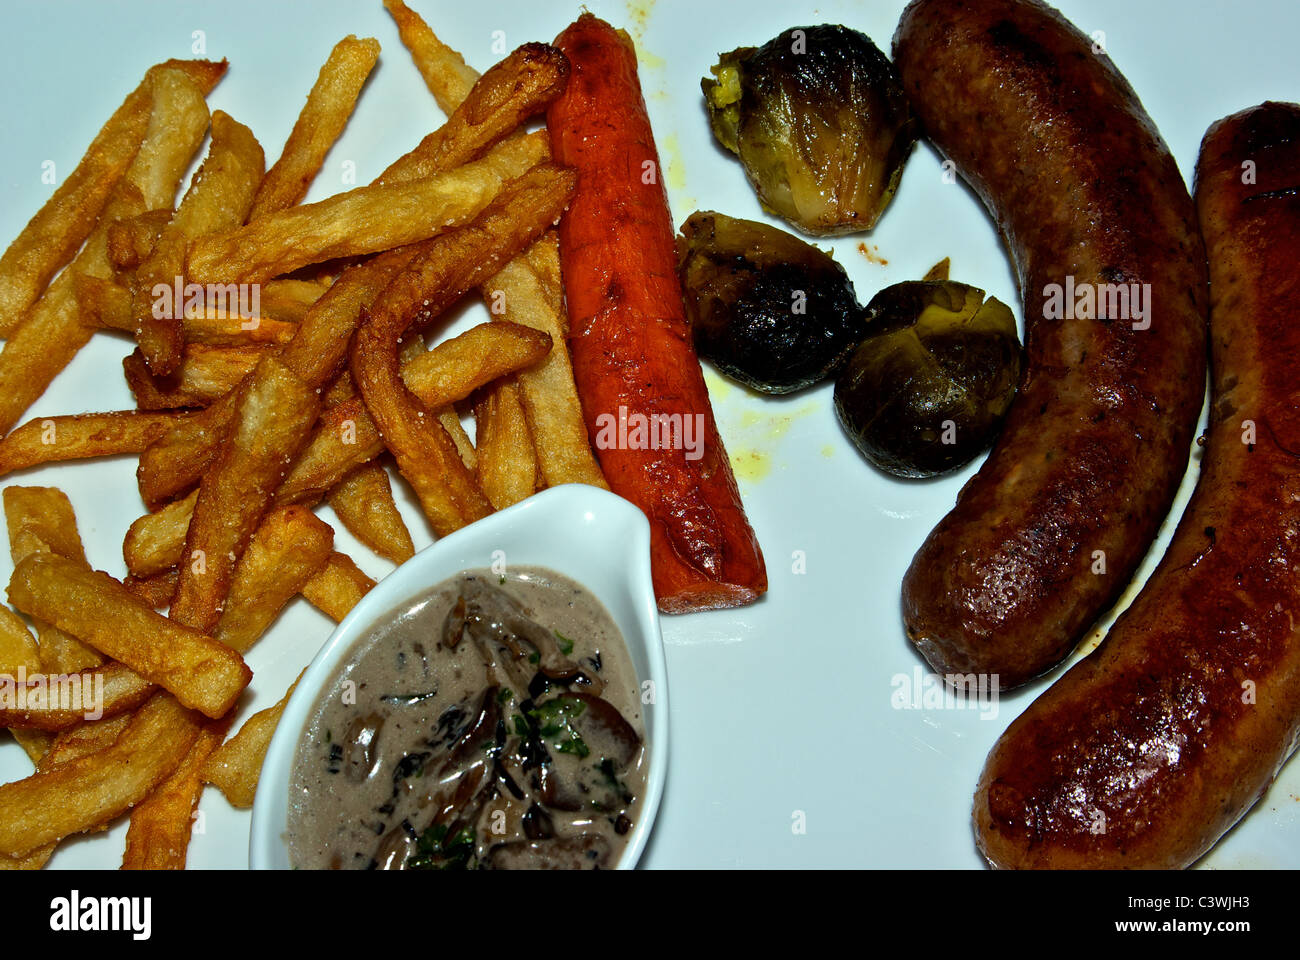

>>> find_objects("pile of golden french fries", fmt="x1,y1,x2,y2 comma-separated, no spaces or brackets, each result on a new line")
0,0,606,869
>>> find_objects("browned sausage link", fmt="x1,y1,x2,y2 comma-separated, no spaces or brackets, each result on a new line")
974,101,1300,869
891,0,1208,688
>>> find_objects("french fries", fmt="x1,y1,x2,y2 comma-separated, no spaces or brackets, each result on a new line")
281,320,552,504
352,163,575,534
201,674,301,810
0,693,200,859
0,63,218,435
0,411,192,479
123,490,197,578
0,78,152,336
121,714,230,870
170,356,320,634
124,343,269,410
382,0,478,113
7,553,251,718
474,377,538,509
299,551,375,623
248,36,380,219
131,109,266,375
214,506,334,653
186,132,548,284
378,43,569,184
0,661,154,733
326,462,415,564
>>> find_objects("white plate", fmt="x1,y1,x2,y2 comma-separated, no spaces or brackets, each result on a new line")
0,0,1296,869
249,484,668,870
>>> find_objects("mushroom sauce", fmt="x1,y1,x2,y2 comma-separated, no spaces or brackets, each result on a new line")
286,566,647,870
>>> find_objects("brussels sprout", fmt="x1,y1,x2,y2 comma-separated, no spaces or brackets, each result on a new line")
834,281,1021,478
678,210,866,394
703,25,918,236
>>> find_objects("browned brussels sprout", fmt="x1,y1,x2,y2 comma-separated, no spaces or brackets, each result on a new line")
834,281,1021,478
703,25,918,236
678,210,866,394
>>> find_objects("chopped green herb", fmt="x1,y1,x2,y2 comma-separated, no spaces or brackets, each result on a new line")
555,631,575,655
497,687,514,704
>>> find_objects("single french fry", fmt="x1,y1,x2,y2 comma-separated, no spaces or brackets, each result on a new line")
0,692,201,858
0,64,215,435
201,672,302,809
382,0,478,113
0,410,192,478
473,377,537,509
121,713,229,870
248,35,380,219
123,490,197,579
124,343,269,410
0,602,41,676
186,132,549,285
280,321,550,504
214,505,333,653
7,553,251,719
78,274,297,346
132,110,266,375
300,551,375,623
378,44,568,184
0,661,155,732
352,164,575,535
169,356,320,634
106,208,172,273
3,486,101,673
0,73,153,335
327,461,415,564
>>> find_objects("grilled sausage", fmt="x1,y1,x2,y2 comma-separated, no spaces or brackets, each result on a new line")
892,0,1208,688
974,100,1300,868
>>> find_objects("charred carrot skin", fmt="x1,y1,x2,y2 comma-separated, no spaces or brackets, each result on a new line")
548,13,766,613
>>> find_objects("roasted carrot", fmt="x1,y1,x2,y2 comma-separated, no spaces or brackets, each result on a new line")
548,13,767,613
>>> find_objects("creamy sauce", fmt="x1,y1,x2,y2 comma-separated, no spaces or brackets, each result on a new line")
286,567,647,870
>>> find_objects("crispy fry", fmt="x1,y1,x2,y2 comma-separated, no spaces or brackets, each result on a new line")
186,132,549,285
123,569,178,610
256,278,329,323
78,274,297,345
0,661,155,732
135,398,240,509
106,208,172,273
248,36,380,219
4,486,102,673
0,711,132,869
0,692,200,858
327,461,415,563
488,234,607,488
281,321,550,503
352,163,575,535
169,355,320,634
300,551,375,622
132,110,266,374
214,505,333,653
7,553,251,718
121,713,229,870
383,0,478,113
124,343,269,410
0,410,191,477
123,490,197,579
0,74,153,335
0,65,215,435
201,672,302,809
378,44,568,184
473,377,538,509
